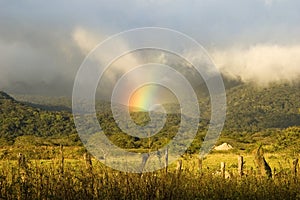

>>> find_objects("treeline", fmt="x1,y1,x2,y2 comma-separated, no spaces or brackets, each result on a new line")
0,92,77,144
0,82,300,153
224,83,300,132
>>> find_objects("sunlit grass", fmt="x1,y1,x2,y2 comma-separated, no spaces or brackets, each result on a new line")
0,151,299,199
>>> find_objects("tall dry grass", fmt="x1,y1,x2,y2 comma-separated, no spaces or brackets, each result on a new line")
0,155,299,199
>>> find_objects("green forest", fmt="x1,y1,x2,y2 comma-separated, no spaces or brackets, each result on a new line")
1,82,300,155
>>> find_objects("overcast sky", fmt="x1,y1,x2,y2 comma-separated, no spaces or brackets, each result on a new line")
0,0,300,95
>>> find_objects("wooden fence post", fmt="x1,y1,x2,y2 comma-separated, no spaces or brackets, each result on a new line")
176,159,182,173
238,156,244,177
198,157,203,173
60,145,64,175
254,145,272,178
293,158,299,178
140,153,150,173
221,162,225,178
165,147,169,174
84,152,93,172
18,153,26,169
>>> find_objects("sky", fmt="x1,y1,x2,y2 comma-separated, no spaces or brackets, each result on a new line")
0,0,300,96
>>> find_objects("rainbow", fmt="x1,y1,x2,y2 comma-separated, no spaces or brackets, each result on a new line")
128,84,176,112
129,85,160,111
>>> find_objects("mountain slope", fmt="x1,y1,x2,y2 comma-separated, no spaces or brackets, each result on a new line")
1,82,300,148
8,82,300,133
224,83,300,132
0,92,76,142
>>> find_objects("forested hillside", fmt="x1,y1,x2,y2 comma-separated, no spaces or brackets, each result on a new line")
1,82,300,152
224,83,300,132
0,91,77,144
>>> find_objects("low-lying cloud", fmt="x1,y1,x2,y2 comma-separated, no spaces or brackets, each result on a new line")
1,0,300,95
72,27,300,87
211,45,300,85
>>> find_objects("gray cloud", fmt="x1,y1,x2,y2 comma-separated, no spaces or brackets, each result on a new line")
211,44,300,84
0,0,299,95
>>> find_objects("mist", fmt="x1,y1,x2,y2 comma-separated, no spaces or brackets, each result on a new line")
211,44,300,85
0,0,300,96
72,27,300,91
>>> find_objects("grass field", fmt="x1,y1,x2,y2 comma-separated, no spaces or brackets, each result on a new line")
0,147,299,199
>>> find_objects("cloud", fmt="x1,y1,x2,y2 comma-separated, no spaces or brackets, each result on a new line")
72,27,141,82
0,0,300,95
72,27,105,54
211,44,300,84
72,27,147,99
0,24,83,95
263,0,283,6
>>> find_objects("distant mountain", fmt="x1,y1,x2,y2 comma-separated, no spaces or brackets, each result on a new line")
0,91,15,101
224,83,300,132
11,94,72,112
0,92,77,143
1,81,300,146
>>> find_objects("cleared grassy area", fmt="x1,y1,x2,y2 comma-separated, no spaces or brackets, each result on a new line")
0,153,299,199
0,145,297,173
